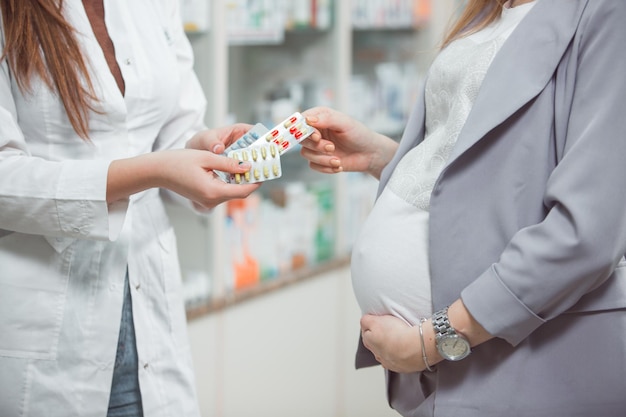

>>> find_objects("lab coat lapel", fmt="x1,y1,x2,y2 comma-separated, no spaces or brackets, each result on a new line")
444,0,587,168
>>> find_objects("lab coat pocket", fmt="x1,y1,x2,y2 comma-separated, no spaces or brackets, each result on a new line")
0,233,71,360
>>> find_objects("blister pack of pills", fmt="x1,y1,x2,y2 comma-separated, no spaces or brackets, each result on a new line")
246,112,314,155
215,123,269,183
225,143,282,184
215,112,314,184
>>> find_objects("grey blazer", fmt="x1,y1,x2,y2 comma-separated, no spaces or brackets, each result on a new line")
356,1,626,416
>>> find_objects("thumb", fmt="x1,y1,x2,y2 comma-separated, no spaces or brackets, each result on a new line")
360,314,377,332
187,129,224,153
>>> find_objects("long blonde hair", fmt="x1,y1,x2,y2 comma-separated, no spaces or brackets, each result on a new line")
0,0,98,140
441,0,508,48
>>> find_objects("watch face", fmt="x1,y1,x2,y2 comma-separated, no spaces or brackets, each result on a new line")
438,334,471,361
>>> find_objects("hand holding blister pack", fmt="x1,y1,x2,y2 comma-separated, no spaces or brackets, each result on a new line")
215,112,314,184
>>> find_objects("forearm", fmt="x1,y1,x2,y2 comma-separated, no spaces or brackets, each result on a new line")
106,153,161,204
421,299,494,367
368,132,399,180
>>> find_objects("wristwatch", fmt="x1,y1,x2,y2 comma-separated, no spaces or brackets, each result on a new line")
432,307,471,361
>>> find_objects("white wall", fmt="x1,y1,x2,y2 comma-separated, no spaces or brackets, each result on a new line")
188,266,399,417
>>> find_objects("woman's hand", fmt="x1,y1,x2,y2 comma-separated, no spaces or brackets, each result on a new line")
360,300,494,373
360,314,430,373
108,124,262,208
107,149,260,209
152,149,260,209
300,106,398,179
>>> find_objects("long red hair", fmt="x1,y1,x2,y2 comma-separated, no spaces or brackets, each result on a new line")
0,0,97,139
441,0,507,48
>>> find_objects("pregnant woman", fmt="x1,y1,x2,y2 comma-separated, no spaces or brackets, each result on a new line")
301,1,626,416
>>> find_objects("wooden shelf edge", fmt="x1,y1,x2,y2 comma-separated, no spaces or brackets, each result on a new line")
185,255,351,321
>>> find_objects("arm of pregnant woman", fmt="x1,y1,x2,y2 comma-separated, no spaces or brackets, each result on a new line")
360,299,493,373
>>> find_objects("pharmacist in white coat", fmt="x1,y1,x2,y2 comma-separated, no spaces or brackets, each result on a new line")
0,1,259,416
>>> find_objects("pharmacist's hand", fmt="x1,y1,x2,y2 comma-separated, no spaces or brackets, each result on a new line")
360,314,425,373
301,107,398,179
186,124,253,154
157,149,260,209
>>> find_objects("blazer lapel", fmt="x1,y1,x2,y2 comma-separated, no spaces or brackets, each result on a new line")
445,0,588,167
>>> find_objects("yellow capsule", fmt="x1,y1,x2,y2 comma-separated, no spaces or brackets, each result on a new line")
234,173,241,184
244,171,250,182
273,164,279,176
251,149,258,161
261,147,267,159
242,151,249,161
270,145,277,157
263,166,269,178
254,168,260,180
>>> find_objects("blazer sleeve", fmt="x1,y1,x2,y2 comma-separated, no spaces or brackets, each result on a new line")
461,1,626,346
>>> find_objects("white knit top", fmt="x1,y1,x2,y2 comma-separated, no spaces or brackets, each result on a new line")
351,2,536,325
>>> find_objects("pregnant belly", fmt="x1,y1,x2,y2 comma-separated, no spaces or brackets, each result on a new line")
350,188,433,325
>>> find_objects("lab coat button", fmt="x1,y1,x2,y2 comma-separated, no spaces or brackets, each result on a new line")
125,58,132,65
143,363,149,370
135,283,141,291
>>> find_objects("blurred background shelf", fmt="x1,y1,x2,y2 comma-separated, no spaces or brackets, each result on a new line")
173,0,458,314
185,255,350,320
172,1,459,416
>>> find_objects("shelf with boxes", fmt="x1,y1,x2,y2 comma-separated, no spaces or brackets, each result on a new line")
349,0,433,139
172,0,443,318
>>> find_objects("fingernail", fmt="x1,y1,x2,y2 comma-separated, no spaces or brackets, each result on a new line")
330,158,341,167
324,144,335,153
212,144,223,153
306,116,318,124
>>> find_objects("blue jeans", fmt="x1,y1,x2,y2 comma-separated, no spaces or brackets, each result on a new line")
107,273,144,417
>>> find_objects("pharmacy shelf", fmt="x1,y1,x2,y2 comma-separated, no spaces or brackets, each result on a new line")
185,256,350,320
171,0,454,318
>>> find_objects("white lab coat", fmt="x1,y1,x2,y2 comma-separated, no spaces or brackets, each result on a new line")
0,1,206,416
